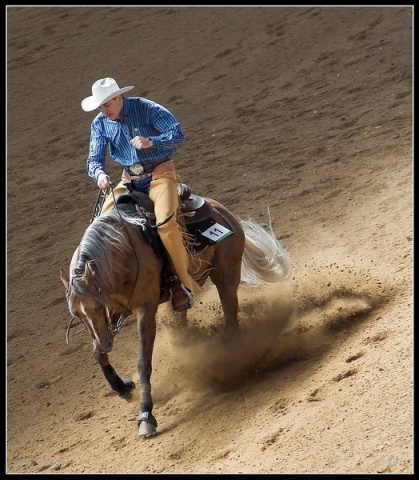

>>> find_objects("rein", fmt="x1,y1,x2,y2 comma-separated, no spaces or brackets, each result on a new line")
65,315,85,346
90,187,109,223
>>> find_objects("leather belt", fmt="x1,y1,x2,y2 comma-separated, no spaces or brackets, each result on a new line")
128,157,171,175
129,172,153,179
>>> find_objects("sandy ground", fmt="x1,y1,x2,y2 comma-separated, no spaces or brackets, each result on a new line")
6,6,413,474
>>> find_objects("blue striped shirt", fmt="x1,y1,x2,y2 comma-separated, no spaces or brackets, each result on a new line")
86,96,185,181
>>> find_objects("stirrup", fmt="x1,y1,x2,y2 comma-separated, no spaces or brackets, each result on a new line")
170,283,195,311
179,283,195,308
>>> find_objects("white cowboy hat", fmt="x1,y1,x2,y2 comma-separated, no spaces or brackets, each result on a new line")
81,77,134,112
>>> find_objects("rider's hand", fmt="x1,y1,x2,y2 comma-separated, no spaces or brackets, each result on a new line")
97,173,111,189
131,136,152,150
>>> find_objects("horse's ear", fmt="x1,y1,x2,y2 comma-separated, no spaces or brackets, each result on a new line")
60,268,69,289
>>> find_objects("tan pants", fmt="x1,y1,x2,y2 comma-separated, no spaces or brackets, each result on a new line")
100,163,202,295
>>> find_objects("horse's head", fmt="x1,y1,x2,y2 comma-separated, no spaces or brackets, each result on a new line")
60,212,141,354
60,259,116,354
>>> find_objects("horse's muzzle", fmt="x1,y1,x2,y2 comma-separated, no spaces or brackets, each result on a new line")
93,336,114,354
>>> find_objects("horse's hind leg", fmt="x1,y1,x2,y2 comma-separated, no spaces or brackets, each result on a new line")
94,349,135,399
210,267,241,333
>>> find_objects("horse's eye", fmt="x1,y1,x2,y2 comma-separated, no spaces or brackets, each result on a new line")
94,304,104,313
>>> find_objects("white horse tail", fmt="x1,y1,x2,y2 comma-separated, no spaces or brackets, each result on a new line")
240,218,292,285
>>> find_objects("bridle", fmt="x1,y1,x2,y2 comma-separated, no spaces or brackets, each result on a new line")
65,293,127,347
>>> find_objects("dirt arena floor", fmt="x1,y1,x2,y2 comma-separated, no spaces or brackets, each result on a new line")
7,6,413,474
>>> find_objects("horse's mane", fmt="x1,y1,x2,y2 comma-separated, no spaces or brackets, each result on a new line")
72,208,147,300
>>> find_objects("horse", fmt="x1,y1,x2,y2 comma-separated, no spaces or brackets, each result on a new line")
60,185,292,437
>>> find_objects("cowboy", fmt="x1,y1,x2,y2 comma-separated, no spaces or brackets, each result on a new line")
81,77,202,311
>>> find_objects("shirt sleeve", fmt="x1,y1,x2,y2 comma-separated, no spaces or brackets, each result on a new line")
148,103,185,150
86,120,108,182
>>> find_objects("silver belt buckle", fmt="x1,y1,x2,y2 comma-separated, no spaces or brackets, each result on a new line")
130,163,144,175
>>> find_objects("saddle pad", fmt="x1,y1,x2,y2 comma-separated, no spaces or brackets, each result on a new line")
185,208,233,251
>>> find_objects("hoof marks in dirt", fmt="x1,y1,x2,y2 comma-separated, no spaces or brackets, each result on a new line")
36,375,63,389
333,368,358,382
75,410,94,421
362,330,390,345
346,351,365,362
261,431,284,451
307,387,323,402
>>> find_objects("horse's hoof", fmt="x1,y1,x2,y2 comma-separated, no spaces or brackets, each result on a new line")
116,379,135,399
222,324,241,342
123,379,135,390
138,421,157,438
138,411,158,438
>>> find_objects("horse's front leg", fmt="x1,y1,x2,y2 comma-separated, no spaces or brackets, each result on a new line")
135,305,158,437
94,348,135,399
